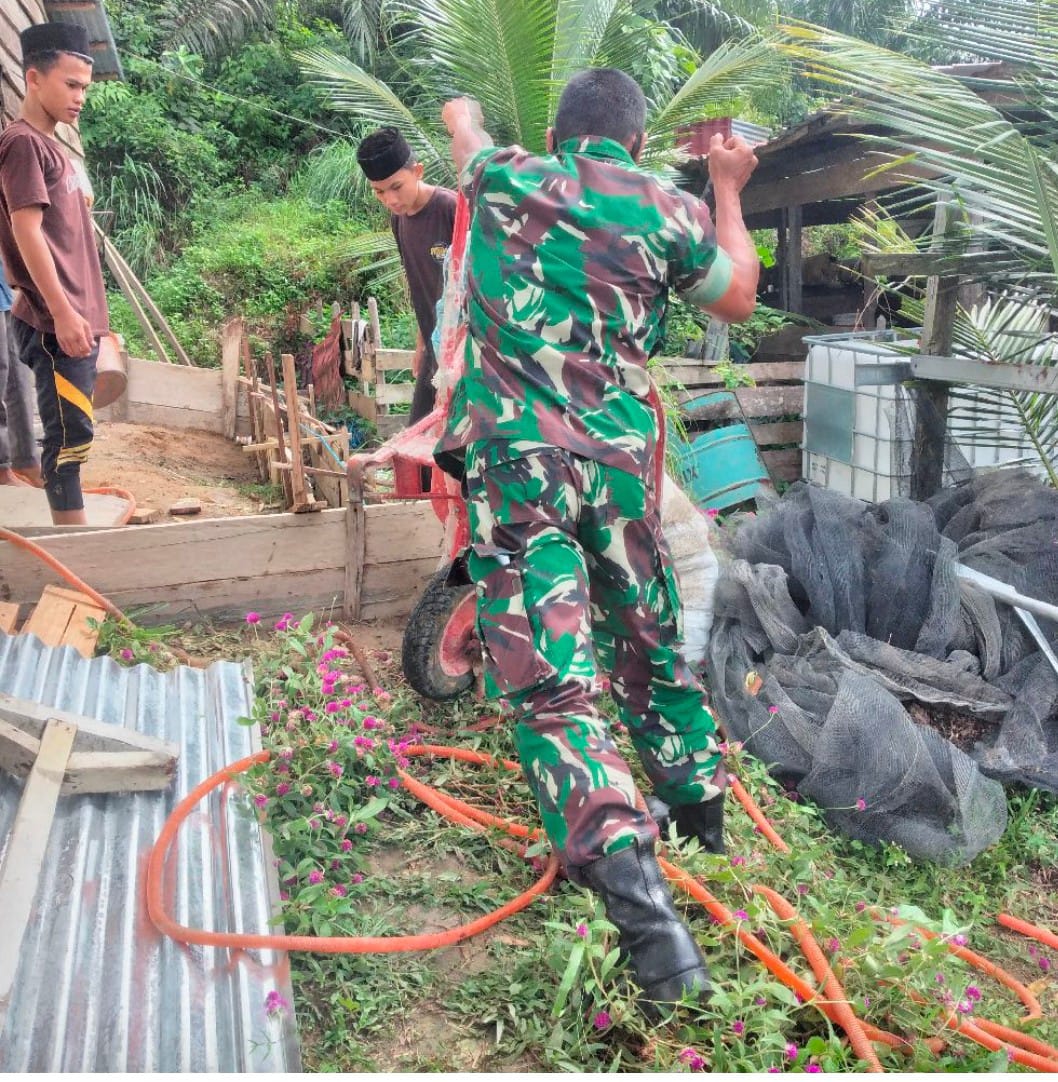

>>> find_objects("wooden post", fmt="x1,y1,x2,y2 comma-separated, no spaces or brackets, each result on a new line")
220,317,243,440
281,353,311,512
344,460,367,621
364,297,381,385
778,205,803,314
262,354,292,504
911,198,958,501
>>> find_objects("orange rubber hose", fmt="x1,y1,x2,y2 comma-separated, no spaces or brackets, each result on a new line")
147,749,559,954
84,484,137,525
997,913,1058,952
754,884,884,1071
0,526,127,621
729,775,790,852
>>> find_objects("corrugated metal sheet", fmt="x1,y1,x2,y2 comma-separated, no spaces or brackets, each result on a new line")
0,633,300,1072
41,0,123,81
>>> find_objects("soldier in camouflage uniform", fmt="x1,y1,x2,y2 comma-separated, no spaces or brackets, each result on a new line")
438,70,760,1010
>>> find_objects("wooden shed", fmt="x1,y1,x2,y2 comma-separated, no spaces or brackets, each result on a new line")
1,0,121,160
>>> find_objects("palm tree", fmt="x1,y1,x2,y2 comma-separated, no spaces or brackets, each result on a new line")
779,0,1058,481
296,0,779,281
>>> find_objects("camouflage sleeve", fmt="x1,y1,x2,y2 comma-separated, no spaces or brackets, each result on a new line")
669,192,734,311
460,145,529,205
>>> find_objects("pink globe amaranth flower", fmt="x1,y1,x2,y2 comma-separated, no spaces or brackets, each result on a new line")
732,1020,745,1036
300,784,313,797
308,870,323,885
1040,956,1052,972
785,1042,799,1061
951,933,968,947
274,761,290,775
341,838,353,852
365,775,380,787
330,885,347,898
120,647,134,661
264,990,289,1016
253,794,268,809
679,1048,706,1071
855,901,867,913
768,705,779,714
275,781,290,797
354,822,368,834
328,740,339,752
827,937,841,953
278,746,294,760
324,701,341,714
733,909,749,921
245,612,261,625
328,761,344,778
334,814,348,828
592,1010,611,1030
805,1065,822,1073
730,855,746,867
754,995,766,1006
855,797,867,811
387,777,401,790
351,873,364,885
706,507,720,519
576,923,588,938
965,985,982,1002
313,802,325,813
308,819,320,830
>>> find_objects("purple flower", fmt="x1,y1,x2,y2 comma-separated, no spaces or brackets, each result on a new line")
956,1000,973,1014
1040,957,1052,972
341,838,353,852
308,870,323,885
935,973,946,984
300,784,313,797
253,794,268,809
330,885,347,898
592,1010,611,1030
768,705,779,714
805,1065,822,1073
354,822,368,835
951,933,968,947
120,647,134,661
351,873,364,885
827,937,841,953
855,797,867,811
576,923,588,938
965,985,981,1001
325,701,340,714
328,760,344,778
679,1048,706,1070
733,909,749,921
797,884,809,896
731,856,746,867
732,1020,745,1035
275,782,290,797
245,612,261,625
785,1042,799,1061
755,995,767,1006
388,777,401,790
365,775,380,787
308,819,320,830
264,990,289,1016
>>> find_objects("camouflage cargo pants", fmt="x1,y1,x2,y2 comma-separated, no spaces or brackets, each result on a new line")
466,441,723,875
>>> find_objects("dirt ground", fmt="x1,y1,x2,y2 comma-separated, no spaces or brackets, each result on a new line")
82,421,269,518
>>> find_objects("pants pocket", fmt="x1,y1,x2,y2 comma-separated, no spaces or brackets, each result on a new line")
472,551,556,699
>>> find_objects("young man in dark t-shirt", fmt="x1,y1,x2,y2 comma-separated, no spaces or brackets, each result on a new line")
0,22,107,525
356,128,456,425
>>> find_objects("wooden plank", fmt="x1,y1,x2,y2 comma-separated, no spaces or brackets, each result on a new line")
0,504,445,624
281,352,310,511
762,447,803,482
20,584,105,656
779,205,803,314
680,384,803,420
0,602,20,633
220,317,243,439
661,360,804,387
0,717,77,1024
375,382,415,407
97,355,225,431
61,751,177,795
748,421,803,446
375,348,416,371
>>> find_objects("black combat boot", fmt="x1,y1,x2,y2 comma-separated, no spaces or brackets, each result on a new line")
579,839,712,1008
648,767,728,855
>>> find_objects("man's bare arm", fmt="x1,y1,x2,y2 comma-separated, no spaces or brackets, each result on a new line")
10,205,94,356
700,133,760,324
441,98,493,180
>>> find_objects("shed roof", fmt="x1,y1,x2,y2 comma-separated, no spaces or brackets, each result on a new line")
42,0,123,80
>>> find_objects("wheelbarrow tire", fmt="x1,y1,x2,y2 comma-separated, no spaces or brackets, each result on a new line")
402,565,477,701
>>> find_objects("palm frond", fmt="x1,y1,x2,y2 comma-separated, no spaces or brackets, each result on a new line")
408,0,557,150
295,47,454,182
646,35,781,151
160,0,275,58
336,230,405,287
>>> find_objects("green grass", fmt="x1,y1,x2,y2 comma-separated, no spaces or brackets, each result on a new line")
97,614,1058,1072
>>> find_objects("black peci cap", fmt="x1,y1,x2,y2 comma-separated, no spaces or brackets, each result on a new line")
21,22,93,64
356,127,414,181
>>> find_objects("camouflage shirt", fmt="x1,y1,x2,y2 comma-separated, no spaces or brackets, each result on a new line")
437,136,733,476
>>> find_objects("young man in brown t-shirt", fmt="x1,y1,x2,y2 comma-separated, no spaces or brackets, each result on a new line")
357,128,456,425
0,22,107,525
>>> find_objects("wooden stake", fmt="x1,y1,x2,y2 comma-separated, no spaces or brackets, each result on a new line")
220,317,243,440
261,353,292,505
0,718,77,1024
344,460,367,620
281,353,312,512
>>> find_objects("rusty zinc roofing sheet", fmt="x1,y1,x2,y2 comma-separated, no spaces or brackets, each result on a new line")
0,632,299,1071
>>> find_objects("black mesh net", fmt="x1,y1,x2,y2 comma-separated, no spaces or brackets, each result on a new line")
706,470,1058,865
